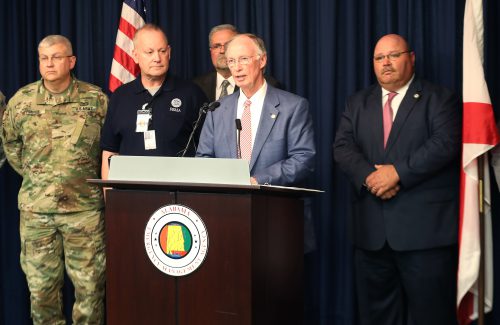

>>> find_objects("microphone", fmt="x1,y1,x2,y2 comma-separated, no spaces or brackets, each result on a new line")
235,119,242,159
200,101,220,114
206,101,220,112
180,101,220,157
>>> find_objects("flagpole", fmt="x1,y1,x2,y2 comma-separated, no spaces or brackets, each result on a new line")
478,154,485,325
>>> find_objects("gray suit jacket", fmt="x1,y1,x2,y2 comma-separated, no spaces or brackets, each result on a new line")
196,85,315,186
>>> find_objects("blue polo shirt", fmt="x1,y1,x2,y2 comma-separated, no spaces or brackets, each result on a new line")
100,74,207,156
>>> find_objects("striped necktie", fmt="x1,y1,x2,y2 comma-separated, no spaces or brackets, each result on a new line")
219,80,230,99
240,99,252,161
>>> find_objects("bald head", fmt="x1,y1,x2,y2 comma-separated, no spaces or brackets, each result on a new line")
373,34,415,91
375,34,410,54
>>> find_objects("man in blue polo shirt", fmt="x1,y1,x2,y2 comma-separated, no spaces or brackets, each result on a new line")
100,24,206,179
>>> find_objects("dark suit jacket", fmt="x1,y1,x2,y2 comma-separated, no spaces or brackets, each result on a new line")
196,85,315,186
193,71,282,102
333,78,461,251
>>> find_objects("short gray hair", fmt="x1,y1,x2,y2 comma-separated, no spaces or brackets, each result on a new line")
208,24,238,46
38,35,73,55
226,33,267,56
133,23,169,47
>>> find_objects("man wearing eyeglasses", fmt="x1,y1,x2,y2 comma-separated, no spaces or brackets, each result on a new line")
334,34,461,325
196,33,315,186
193,24,281,102
1,35,108,324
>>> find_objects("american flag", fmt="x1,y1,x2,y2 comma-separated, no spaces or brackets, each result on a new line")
457,0,500,323
109,0,147,92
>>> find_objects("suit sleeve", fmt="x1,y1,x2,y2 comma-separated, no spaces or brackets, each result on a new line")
252,98,316,186
333,99,376,193
393,90,461,188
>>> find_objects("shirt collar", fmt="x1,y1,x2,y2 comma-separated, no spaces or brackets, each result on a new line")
381,74,415,98
133,74,175,95
239,80,268,102
216,72,234,89
36,77,78,105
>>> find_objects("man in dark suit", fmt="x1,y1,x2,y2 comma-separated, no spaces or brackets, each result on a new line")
193,24,281,103
196,33,315,186
334,34,461,325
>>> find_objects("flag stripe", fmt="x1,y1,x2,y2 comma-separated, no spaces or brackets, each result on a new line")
115,28,136,57
110,58,136,83
121,2,146,27
118,16,139,41
109,0,146,92
463,102,500,144
112,46,140,77
109,73,124,93
458,292,475,325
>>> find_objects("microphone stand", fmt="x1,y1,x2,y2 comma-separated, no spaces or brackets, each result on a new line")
180,102,220,157
235,119,242,159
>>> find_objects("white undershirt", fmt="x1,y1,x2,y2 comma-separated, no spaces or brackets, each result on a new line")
146,86,161,96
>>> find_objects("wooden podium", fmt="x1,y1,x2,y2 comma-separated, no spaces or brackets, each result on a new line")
93,180,306,325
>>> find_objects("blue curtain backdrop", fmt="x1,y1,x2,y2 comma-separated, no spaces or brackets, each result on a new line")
0,0,499,324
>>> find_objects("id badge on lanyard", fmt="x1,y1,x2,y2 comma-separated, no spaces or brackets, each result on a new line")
136,103,156,150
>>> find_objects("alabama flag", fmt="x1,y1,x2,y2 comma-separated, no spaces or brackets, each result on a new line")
109,0,147,92
457,0,500,324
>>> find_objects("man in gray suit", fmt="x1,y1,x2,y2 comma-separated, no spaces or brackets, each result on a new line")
196,33,315,186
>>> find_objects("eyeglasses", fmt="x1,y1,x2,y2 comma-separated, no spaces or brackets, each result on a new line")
39,55,73,63
226,55,261,68
373,51,411,63
210,43,227,51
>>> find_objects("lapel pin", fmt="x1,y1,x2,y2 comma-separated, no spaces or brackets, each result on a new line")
271,114,277,119
413,93,420,99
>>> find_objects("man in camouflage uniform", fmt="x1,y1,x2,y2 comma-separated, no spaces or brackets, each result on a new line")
1,35,107,325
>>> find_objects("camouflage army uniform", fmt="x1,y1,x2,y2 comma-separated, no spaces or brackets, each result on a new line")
0,91,5,168
1,78,107,325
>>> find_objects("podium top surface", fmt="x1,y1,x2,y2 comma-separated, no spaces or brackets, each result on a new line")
88,179,321,196
93,155,322,196
108,156,251,186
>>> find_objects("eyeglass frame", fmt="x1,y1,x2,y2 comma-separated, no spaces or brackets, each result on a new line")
209,42,229,51
373,50,411,63
226,55,261,68
39,55,74,64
